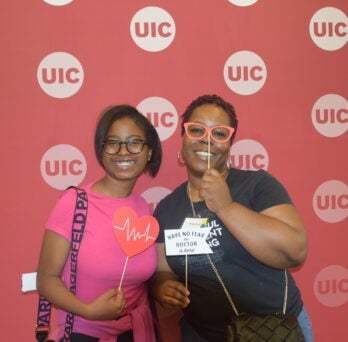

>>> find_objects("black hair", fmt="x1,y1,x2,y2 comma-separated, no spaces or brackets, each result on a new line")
181,94,238,143
94,105,162,177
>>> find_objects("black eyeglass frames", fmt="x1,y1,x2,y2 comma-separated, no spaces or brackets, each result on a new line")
102,139,148,155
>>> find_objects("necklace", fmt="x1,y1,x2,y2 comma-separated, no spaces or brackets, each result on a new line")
187,180,236,310
187,182,198,218
185,181,200,289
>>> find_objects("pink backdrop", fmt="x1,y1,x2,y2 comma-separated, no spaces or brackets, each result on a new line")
1,0,347,341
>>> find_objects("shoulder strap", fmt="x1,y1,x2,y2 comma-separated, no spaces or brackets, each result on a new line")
35,187,88,342
206,254,288,316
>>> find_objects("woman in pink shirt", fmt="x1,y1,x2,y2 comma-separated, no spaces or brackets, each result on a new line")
37,105,162,342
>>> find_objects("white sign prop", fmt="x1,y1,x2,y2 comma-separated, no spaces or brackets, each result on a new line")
164,217,213,255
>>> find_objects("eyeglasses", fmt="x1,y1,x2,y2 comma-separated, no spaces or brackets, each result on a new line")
102,139,148,155
184,122,235,143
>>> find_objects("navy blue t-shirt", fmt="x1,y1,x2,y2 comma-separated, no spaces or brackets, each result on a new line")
154,169,303,340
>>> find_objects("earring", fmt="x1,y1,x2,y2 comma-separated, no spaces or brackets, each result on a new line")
177,152,186,167
226,157,231,169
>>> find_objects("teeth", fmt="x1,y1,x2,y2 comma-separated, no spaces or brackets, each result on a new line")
114,160,135,166
196,151,213,157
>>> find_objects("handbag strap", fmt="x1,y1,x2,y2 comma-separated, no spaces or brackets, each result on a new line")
35,187,88,342
186,183,289,316
207,254,289,316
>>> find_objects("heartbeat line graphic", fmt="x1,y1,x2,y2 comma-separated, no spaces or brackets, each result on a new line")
113,217,156,242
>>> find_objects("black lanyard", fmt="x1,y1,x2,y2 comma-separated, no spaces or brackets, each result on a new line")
36,187,88,342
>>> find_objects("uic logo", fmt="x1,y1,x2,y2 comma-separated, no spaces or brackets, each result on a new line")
313,180,348,223
137,97,178,141
310,7,347,51
43,0,73,5
230,139,269,170
40,144,87,190
314,265,348,307
224,51,267,95
228,0,258,6
141,187,172,213
37,52,84,98
130,6,176,52
134,22,172,38
311,94,348,138
41,68,80,84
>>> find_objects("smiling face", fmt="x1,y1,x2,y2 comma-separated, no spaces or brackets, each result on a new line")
182,103,232,178
102,117,152,183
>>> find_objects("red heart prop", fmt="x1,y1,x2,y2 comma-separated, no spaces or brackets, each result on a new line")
113,207,159,257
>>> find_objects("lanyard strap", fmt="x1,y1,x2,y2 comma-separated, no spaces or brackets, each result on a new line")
35,187,88,342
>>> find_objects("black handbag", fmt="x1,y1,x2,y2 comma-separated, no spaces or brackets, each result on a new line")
35,187,88,342
226,312,304,341
206,255,305,342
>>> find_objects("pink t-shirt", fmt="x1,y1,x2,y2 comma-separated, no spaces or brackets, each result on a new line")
45,183,157,341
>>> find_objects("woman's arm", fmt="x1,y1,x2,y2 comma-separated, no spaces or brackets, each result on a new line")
200,169,308,269
218,202,307,268
150,243,190,310
37,230,125,320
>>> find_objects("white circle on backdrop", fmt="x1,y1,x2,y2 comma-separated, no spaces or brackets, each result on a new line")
137,97,178,141
141,186,172,212
43,0,73,5
37,52,84,98
309,7,348,51
312,180,348,223
130,6,176,52
223,51,267,95
311,94,348,138
230,139,269,170
228,0,258,6
314,265,348,307
40,144,87,190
